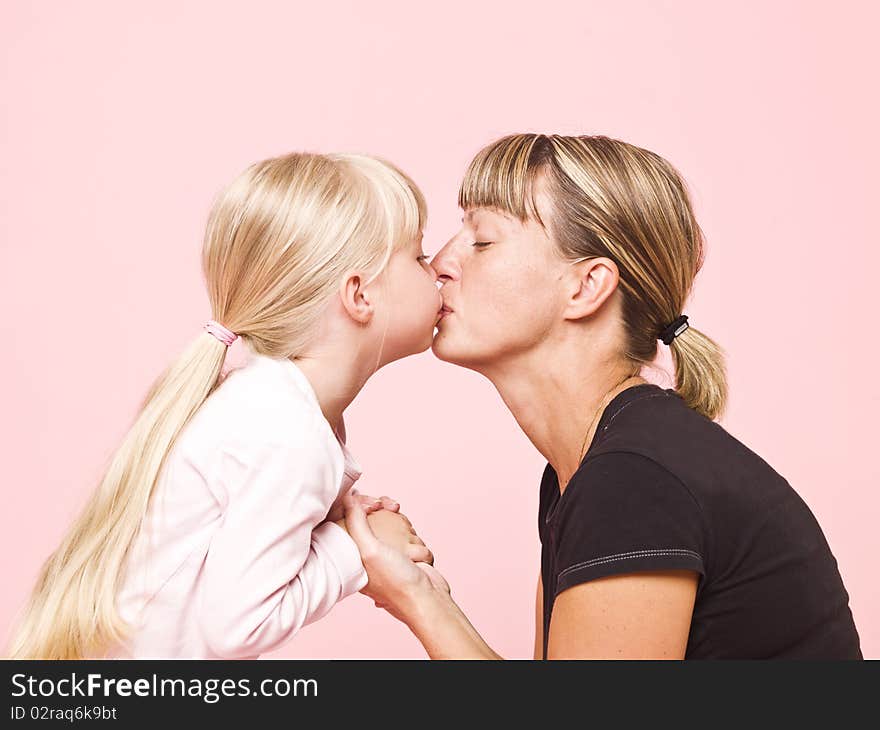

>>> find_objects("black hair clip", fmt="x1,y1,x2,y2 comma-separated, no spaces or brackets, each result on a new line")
659,314,689,345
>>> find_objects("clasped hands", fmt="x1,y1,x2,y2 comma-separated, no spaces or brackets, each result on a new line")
328,489,449,623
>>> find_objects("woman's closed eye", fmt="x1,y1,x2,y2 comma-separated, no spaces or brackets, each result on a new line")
472,241,494,249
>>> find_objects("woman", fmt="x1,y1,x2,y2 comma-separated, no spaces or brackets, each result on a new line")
343,133,863,659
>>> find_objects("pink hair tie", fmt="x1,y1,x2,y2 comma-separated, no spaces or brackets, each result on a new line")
205,319,238,346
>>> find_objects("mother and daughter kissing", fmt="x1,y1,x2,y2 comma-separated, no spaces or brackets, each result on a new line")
8,134,861,660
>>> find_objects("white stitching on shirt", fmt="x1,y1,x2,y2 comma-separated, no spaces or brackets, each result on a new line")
557,548,703,581
601,392,669,433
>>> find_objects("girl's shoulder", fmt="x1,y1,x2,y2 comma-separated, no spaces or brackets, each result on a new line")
175,354,333,464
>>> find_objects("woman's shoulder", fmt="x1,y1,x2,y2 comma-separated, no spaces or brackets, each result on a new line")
594,383,707,439
586,383,794,510
568,449,702,517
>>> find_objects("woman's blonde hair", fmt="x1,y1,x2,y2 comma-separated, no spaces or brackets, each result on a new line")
459,133,727,421
7,151,427,659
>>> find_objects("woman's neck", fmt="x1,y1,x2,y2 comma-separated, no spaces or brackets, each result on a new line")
481,344,645,492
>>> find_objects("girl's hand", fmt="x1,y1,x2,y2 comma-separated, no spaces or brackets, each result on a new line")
342,493,449,624
364,509,434,565
325,490,399,522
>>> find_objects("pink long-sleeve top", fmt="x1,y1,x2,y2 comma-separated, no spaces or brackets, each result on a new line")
103,351,368,659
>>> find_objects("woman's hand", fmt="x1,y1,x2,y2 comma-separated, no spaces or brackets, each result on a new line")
341,494,499,659
342,492,449,624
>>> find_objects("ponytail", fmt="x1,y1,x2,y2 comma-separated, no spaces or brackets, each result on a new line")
7,149,428,658
7,333,228,658
668,325,728,421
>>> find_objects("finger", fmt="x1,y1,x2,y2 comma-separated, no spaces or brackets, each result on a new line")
379,496,400,512
342,493,380,555
405,544,433,564
358,495,383,514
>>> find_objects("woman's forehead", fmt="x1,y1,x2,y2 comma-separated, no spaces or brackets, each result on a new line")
463,205,552,241
463,206,517,227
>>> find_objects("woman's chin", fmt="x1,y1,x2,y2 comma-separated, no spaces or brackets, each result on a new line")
431,331,465,365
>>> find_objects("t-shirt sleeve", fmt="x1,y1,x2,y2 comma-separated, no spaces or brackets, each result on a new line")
552,451,707,597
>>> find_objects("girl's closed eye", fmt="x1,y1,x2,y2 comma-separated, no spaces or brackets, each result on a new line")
417,254,432,266
472,241,493,249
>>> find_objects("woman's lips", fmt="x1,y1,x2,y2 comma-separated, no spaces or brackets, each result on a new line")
438,305,453,320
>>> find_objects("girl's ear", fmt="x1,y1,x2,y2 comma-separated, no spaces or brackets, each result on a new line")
564,256,620,321
339,271,374,324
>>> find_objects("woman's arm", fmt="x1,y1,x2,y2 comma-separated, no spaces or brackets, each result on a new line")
344,495,698,660
405,581,501,660
546,570,698,659
411,567,697,660
342,493,501,659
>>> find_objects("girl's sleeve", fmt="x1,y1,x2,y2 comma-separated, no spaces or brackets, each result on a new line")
196,428,367,658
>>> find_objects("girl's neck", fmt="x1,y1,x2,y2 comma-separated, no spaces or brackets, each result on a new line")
290,343,377,433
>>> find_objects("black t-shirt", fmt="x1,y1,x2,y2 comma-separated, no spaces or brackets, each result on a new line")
538,383,862,659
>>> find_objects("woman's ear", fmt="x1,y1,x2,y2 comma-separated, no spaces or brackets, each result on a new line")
339,271,374,324
564,257,620,321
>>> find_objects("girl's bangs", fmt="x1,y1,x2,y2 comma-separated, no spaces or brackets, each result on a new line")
370,158,429,250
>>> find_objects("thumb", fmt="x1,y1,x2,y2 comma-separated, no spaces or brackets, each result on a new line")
342,492,380,555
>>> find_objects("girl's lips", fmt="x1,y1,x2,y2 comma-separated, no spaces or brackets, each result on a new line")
435,306,452,324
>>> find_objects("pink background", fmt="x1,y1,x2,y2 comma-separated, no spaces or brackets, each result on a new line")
2,1,877,659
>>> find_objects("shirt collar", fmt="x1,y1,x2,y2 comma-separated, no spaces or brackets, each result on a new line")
246,351,363,479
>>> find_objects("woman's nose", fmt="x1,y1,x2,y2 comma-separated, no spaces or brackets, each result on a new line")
430,242,457,282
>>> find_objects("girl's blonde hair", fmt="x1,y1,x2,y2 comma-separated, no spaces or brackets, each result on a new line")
459,133,727,420
7,151,427,659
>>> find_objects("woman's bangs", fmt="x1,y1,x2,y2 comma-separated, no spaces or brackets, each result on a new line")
457,134,544,223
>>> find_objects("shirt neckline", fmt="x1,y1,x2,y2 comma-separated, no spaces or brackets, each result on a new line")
589,382,670,454
246,351,363,479
543,382,671,524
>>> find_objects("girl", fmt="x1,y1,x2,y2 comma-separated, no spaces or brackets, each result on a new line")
342,133,863,659
8,151,440,659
